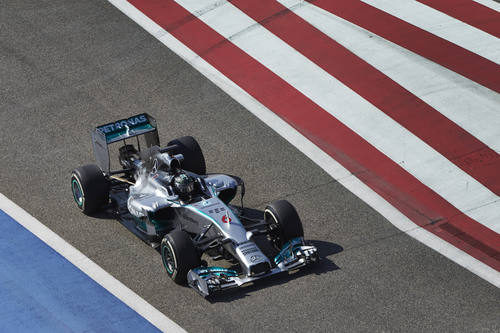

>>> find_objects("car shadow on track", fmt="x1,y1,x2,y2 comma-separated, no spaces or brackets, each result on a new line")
88,211,115,220
204,239,343,303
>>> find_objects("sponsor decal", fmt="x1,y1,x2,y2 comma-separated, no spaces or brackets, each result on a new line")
209,207,224,214
250,255,261,262
97,114,148,134
222,215,231,224
198,202,217,209
241,247,259,255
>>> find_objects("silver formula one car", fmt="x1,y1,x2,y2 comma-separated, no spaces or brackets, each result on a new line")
71,113,318,297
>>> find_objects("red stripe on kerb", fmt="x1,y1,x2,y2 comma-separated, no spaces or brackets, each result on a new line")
127,0,500,270
229,0,500,196
417,0,500,38
306,0,500,94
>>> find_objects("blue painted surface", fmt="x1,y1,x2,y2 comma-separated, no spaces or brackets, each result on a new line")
0,210,160,333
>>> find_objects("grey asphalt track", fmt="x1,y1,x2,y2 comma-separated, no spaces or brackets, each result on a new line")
1,1,499,332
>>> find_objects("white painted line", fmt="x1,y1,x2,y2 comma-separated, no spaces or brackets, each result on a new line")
175,0,500,233
473,0,500,11
0,193,186,333
360,0,500,63
278,0,500,154
104,0,500,287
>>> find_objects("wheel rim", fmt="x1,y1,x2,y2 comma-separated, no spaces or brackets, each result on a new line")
71,178,84,208
162,243,175,275
265,209,283,250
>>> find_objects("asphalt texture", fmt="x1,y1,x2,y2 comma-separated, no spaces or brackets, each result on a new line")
1,1,499,332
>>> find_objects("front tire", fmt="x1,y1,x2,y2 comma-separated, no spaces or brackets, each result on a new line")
265,200,304,249
161,230,201,285
167,136,206,175
71,164,109,215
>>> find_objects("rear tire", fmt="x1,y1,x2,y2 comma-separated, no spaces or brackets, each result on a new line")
265,200,304,249
71,164,109,215
167,136,206,175
161,230,201,285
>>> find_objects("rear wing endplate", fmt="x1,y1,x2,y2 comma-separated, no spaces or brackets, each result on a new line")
91,113,160,173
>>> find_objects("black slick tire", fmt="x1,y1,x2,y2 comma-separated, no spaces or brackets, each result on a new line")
161,230,201,285
71,164,109,215
265,200,304,249
167,136,206,175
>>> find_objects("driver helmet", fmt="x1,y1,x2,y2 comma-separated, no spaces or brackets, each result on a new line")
173,173,194,196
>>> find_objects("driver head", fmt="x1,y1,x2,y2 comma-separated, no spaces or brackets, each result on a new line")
173,172,194,197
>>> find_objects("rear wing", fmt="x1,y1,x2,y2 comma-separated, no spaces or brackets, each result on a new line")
91,113,160,173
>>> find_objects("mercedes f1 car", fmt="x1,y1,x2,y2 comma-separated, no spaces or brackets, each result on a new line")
71,113,318,297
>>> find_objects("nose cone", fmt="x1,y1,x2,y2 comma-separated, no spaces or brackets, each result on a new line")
190,198,248,244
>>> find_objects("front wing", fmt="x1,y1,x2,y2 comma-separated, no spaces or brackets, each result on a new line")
187,237,318,297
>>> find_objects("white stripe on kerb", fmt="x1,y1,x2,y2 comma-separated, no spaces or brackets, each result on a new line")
473,0,500,12
105,0,500,287
174,0,500,233
277,0,500,154
360,0,500,63
0,193,186,333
